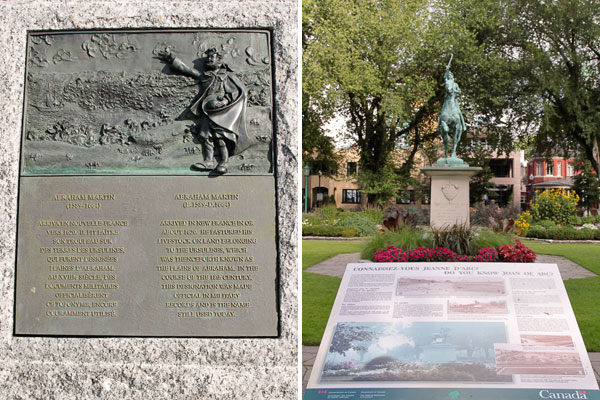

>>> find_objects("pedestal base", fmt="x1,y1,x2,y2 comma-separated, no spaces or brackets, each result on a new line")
421,166,482,229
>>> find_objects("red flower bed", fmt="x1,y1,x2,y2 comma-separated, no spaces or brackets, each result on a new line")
373,242,536,263
497,240,537,263
374,246,499,263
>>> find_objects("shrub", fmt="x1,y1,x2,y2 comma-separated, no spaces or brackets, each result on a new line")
431,224,476,255
382,206,429,230
471,202,520,227
525,225,545,238
530,189,579,225
497,240,536,262
340,227,359,238
568,215,583,226
534,219,555,228
357,205,385,225
361,228,433,260
382,207,417,230
524,226,599,240
302,214,323,227
582,215,596,224
513,210,532,235
338,212,378,236
302,225,350,237
314,205,343,225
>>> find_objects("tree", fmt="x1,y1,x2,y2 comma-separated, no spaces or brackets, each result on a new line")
303,0,445,204
573,159,600,214
329,323,375,357
302,91,340,176
498,0,600,174
303,0,520,205
304,0,600,205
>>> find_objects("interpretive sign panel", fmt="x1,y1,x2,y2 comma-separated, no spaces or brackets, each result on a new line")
304,262,599,399
15,29,278,336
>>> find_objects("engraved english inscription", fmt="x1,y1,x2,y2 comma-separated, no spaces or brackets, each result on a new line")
157,217,258,319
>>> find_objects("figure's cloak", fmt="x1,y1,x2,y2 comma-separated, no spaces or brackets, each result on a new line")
188,69,249,155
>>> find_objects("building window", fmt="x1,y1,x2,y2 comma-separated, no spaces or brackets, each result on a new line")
346,162,357,175
396,190,415,204
489,159,511,178
567,162,575,176
557,161,562,177
342,189,361,204
546,162,554,176
521,195,526,204
536,162,543,176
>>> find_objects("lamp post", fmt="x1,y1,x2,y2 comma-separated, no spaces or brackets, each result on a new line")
529,174,534,207
318,171,322,208
304,165,310,213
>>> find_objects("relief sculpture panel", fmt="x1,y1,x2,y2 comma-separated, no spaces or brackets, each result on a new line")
22,30,273,175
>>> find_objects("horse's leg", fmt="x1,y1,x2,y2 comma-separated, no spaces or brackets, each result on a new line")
441,120,450,158
452,124,462,158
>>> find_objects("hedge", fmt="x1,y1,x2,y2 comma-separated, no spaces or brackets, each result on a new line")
526,226,600,240
302,225,358,237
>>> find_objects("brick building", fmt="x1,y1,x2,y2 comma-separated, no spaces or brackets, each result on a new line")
523,156,577,205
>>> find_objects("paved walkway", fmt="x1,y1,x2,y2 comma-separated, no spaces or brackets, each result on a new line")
303,253,600,395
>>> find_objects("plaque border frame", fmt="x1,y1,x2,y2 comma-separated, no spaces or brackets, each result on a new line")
13,27,282,339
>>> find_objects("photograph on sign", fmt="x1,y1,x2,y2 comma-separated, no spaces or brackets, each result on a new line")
320,321,510,383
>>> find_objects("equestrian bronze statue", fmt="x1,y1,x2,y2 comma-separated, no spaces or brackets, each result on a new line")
437,54,466,164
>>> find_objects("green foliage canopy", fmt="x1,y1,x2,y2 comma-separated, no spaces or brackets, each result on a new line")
303,0,517,204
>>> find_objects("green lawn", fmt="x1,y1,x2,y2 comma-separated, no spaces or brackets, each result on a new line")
303,271,342,345
522,240,600,274
564,278,600,351
302,240,367,344
302,239,367,270
303,239,600,351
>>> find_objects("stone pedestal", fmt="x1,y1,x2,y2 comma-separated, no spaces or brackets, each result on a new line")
421,166,481,229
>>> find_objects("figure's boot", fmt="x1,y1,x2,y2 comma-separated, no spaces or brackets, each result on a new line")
192,138,215,171
215,139,229,174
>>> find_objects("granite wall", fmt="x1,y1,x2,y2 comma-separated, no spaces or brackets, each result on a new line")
0,1,298,398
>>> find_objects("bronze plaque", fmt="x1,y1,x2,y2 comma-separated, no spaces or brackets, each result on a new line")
15,29,278,336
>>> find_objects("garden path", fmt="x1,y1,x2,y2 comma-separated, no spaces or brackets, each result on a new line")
303,253,599,394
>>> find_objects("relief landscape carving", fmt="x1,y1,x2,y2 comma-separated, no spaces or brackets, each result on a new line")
23,30,273,175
